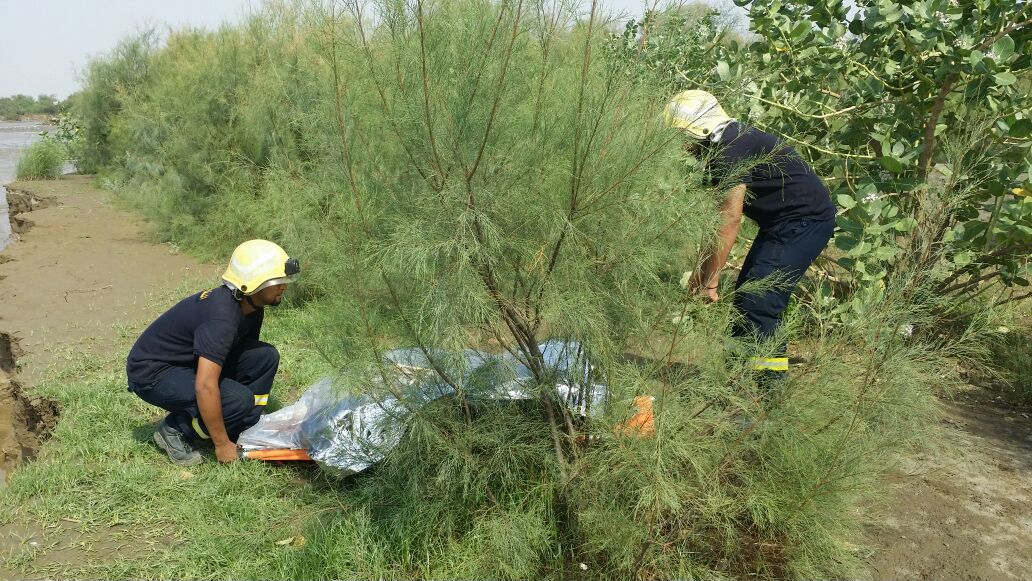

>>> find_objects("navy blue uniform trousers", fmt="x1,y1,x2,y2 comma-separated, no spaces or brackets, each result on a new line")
732,217,835,363
129,340,279,442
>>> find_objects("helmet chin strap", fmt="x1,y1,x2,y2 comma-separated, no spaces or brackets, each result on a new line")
245,294,259,309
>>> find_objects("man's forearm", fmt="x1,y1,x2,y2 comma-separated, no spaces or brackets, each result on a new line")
700,217,742,286
697,184,747,288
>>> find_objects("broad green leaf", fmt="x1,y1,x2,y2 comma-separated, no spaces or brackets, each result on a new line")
893,217,917,232
992,35,1015,61
993,71,1017,86
847,240,870,257
1009,119,1032,138
835,234,861,251
863,261,887,279
790,21,810,40
968,50,983,67
879,156,903,173
874,246,898,261
837,193,857,209
716,60,730,80
837,214,864,233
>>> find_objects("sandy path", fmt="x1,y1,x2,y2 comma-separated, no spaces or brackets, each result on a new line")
0,176,216,385
863,389,1032,580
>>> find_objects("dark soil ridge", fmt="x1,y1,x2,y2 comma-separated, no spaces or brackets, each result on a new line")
0,332,59,486
5,188,57,237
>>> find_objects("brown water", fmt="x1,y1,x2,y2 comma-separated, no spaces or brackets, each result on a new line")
0,120,52,251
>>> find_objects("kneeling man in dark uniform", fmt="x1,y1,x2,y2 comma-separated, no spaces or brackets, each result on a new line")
127,239,300,465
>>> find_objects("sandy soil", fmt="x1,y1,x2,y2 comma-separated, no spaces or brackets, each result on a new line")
862,388,1032,580
0,177,215,383
1,176,1031,579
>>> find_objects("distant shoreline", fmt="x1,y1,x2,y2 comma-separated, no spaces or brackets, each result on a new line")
0,114,55,123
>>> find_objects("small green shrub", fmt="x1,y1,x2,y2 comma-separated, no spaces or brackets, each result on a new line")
15,139,65,180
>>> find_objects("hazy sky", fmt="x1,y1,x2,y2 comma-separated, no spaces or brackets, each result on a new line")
0,0,746,99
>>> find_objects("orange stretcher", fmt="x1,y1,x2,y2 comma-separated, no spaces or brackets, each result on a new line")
242,448,313,461
617,396,655,437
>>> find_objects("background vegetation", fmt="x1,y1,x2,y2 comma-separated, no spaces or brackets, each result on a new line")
3,0,1028,579
0,94,64,120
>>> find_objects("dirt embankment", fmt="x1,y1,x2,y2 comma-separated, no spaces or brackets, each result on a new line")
0,190,60,487
0,176,216,486
4,189,55,236
0,333,58,486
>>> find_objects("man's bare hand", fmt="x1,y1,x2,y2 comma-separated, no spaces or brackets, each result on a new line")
700,286,720,303
216,442,239,463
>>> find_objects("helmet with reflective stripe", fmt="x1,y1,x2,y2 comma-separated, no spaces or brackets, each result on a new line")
222,239,300,296
664,89,732,140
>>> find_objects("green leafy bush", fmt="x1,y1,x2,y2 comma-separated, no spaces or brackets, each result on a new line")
725,0,1032,314
15,138,65,180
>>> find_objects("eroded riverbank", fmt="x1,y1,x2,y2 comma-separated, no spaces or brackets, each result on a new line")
0,120,52,251
0,332,58,487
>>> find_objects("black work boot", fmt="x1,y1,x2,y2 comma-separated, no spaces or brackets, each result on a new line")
153,420,203,466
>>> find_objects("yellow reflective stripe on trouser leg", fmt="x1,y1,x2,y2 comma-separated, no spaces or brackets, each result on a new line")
749,357,789,372
254,394,269,406
192,417,210,440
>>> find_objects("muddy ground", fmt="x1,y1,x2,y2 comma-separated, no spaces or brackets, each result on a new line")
1,176,1031,579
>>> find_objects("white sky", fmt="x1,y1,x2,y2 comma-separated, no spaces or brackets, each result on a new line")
0,0,746,99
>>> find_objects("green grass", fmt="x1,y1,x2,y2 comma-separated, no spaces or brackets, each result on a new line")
15,139,65,180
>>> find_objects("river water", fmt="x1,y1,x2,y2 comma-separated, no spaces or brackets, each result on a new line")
0,120,53,251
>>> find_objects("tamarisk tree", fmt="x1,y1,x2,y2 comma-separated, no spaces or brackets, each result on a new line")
319,0,700,437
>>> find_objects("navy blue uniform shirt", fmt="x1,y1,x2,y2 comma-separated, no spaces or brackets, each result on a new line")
707,122,836,229
126,286,263,385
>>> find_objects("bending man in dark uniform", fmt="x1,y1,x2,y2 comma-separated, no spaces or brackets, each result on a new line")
127,239,300,465
666,90,836,381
